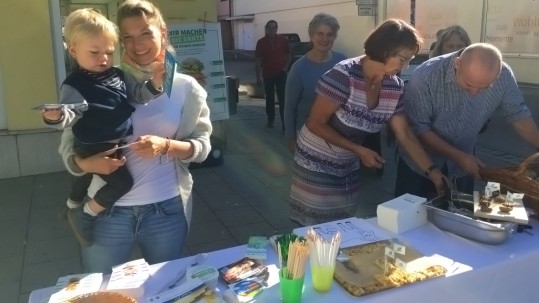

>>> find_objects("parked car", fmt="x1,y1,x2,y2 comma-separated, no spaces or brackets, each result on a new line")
280,33,312,69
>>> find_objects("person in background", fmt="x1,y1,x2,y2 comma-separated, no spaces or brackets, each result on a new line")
284,13,346,153
289,19,445,226
431,25,491,135
395,43,539,199
42,8,164,247
60,0,212,274
431,25,471,58
255,20,292,130
428,28,446,58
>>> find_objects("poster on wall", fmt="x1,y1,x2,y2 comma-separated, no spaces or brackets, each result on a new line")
386,0,411,24
414,0,457,52
485,0,539,54
167,22,229,121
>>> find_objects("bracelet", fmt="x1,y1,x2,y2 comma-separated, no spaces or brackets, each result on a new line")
161,137,170,155
424,164,438,177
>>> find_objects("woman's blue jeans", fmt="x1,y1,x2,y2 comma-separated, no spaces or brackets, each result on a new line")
81,196,188,274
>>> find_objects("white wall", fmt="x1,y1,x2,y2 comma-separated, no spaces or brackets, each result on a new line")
233,0,374,58
237,0,539,84
217,0,230,18
0,66,6,130
413,0,483,52
234,0,354,16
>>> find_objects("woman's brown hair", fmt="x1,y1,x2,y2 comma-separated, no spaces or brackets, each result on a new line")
117,0,166,30
364,19,422,63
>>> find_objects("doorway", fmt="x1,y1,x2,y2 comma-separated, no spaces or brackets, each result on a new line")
49,0,119,89
242,21,255,51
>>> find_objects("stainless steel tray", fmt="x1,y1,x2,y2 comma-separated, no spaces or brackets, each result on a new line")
424,193,516,245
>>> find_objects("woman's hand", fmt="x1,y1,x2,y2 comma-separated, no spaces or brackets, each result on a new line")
74,148,126,175
130,135,169,158
150,61,165,89
355,146,385,168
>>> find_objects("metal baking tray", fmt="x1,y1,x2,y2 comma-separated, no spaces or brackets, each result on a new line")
424,193,516,245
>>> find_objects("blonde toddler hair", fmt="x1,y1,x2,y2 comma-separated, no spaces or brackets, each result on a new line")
64,8,118,47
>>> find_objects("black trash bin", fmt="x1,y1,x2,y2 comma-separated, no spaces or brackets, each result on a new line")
189,136,224,170
226,76,239,115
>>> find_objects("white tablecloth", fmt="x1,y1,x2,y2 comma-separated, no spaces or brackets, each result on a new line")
29,218,539,303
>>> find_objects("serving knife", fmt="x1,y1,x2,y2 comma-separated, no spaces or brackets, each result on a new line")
337,251,360,273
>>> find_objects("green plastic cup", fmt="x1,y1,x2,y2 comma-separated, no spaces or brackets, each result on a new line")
279,268,304,303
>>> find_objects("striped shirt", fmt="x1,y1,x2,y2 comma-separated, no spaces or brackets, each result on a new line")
294,57,405,177
400,51,531,177
318,57,405,140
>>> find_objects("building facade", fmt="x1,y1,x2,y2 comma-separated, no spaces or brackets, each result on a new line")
228,0,539,83
0,0,219,179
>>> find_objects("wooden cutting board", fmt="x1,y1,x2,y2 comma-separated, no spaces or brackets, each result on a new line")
333,240,447,297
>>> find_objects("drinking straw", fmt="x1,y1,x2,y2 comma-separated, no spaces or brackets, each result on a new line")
285,239,310,279
278,243,283,269
276,233,301,265
306,228,341,268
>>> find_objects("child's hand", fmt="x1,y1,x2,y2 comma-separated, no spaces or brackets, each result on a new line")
150,61,165,90
42,109,62,122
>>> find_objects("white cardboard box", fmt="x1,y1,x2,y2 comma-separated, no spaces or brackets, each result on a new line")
377,194,427,234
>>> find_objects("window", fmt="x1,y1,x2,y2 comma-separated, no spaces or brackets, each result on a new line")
49,0,118,89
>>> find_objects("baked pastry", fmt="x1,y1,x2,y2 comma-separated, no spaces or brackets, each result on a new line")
479,199,492,212
499,202,513,213
373,260,446,288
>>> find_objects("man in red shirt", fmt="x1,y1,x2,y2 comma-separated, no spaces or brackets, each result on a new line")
255,20,291,130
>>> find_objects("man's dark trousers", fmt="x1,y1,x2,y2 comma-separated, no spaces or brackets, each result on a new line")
263,70,287,129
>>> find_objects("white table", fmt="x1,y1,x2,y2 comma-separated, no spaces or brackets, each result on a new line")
29,218,539,303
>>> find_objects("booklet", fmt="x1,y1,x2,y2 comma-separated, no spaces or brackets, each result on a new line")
147,279,224,303
164,50,177,97
294,217,392,248
47,273,103,303
218,257,268,284
31,102,88,111
246,236,267,260
106,258,151,298
223,264,279,303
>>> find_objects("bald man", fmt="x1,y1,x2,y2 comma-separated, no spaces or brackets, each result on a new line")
394,43,539,199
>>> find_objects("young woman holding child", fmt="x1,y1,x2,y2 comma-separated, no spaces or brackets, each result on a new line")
59,0,212,273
